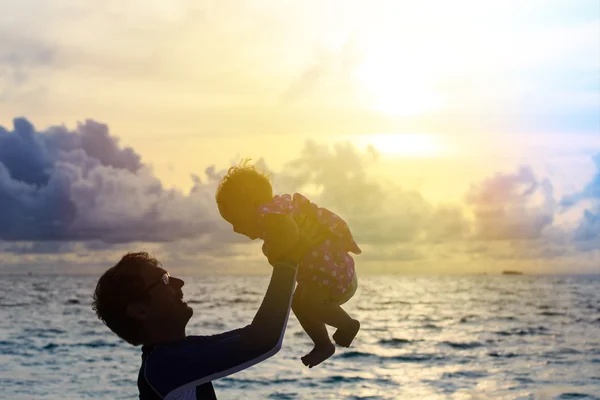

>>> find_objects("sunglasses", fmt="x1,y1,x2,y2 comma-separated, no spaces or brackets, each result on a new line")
145,271,171,293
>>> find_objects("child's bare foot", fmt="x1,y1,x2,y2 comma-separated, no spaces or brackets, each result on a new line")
301,342,335,368
333,319,360,347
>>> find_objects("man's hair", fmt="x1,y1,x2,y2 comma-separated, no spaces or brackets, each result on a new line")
215,159,273,205
91,252,162,346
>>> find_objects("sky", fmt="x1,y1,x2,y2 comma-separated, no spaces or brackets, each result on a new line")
0,0,599,275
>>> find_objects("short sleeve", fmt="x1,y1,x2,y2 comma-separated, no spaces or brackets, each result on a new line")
256,194,294,239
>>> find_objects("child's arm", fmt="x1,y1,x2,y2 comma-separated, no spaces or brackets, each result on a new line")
262,213,300,265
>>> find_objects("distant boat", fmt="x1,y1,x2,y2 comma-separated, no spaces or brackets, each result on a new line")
502,270,523,275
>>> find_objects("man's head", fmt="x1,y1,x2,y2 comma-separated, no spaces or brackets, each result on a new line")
92,252,193,346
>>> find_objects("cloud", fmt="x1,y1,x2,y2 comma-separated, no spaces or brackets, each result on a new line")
560,153,600,247
273,140,471,247
465,166,555,240
269,140,595,269
0,241,76,255
560,154,600,206
0,29,64,102
279,36,363,105
0,118,224,243
0,117,598,274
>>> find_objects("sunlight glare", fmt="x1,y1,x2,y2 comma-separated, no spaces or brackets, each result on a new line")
355,55,445,117
351,133,449,158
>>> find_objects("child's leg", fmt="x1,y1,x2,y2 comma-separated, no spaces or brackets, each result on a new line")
331,313,360,347
313,301,354,329
292,285,335,368
305,297,360,348
304,275,361,348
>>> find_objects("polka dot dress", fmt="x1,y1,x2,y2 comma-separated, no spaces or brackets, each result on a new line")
257,193,361,296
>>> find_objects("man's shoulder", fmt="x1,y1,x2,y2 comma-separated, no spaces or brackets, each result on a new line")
139,344,218,400
139,337,226,396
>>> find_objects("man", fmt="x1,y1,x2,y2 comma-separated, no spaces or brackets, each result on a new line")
92,215,324,399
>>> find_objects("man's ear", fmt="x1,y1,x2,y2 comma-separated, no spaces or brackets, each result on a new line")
127,302,149,322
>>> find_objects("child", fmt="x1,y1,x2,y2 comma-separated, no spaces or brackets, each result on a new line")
216,160,361,368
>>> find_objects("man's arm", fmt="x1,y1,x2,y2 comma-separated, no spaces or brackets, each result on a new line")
241,260,298,348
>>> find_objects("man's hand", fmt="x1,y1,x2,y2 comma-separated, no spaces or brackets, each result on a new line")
272,214,326,265
295,214,326,248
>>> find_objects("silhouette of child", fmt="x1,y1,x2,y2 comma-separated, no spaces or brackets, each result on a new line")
216,160,361,368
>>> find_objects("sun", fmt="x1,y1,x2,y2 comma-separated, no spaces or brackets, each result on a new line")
353,40,446,117
355,59,445,117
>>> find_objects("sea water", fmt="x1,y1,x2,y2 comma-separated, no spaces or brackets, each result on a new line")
1,274,599,399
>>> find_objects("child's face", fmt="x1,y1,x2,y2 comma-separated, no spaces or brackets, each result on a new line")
218,199,261,240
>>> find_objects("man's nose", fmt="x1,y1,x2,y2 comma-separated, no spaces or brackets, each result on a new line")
170,277,185,288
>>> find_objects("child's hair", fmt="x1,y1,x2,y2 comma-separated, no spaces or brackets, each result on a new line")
216,159,273,204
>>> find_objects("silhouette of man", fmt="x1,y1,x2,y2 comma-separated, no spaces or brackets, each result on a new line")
92,215,324,399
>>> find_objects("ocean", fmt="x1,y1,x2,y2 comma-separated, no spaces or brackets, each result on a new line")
1,274,599,399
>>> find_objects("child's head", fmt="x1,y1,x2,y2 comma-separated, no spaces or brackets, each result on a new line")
216,159,273,239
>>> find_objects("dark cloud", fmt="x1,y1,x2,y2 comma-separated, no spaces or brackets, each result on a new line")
0,118,222,243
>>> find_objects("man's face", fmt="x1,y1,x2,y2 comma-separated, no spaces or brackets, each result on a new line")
135,265,193,330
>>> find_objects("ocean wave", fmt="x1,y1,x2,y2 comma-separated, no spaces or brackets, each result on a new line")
39,340,119,351
229,298,256,304
376,300,411,305
388,354,444,362
378,338,412,346
441,341,483,350
556,393,596,399
23,328,67,337
0,302,33,307
321,375,369,384
240,290,262,296
421,323,441,330
488,351,518,358
270,378,299,385
337,351,445,363
459,315,478,323
441,370,489,379
266,392,299,399
495,326,550,336
338,351,375,359
42,343,60,351
539,311,566,316
75,340,119,348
